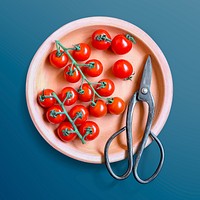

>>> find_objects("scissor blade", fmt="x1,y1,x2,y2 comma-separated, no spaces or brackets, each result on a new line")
139,56,152,90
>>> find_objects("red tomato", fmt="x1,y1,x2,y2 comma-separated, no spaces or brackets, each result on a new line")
92,29,111,50
96,79,115,97
72,43,91,61
49,50,68,68
89,100,107,117
69,105,89,126
59,87,78,106
57,122,77,142
111,34,132,55
107,97,126,115
46,105,66,124
84,59,103,77
112,59,133,79
78,83,93,102
79,121,99,141
38,89,56,108
64,64,81,83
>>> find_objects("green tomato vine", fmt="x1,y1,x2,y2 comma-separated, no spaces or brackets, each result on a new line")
39,40,115,144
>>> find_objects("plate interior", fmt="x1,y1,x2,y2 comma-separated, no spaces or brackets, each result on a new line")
29,23,166,163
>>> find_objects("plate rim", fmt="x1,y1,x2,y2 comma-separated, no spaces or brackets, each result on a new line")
26,16,173,164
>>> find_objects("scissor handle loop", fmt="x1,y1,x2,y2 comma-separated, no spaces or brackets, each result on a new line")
104,126,133,180
133,132,165,184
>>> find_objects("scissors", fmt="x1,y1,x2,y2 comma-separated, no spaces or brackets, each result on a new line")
104,56,164,184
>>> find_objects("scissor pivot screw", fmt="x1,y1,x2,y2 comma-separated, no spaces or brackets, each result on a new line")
141,88,148,94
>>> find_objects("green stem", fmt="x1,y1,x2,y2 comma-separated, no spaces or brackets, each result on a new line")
55,40,76,52
76,63,90,67
54,111,65,115
62,91,72,104
80,78,84,90
73,112,83,123
92,94,96,103
51,92,86,144
90,82,101,85
56,41,62,57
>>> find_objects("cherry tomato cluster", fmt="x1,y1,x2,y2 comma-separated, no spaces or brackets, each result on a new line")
38,89,99,142
91,29,136,54
38,29,136,144
91,29,136,80
50,30,136,80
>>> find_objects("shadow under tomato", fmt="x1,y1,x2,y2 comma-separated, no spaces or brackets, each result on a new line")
104,65,116,80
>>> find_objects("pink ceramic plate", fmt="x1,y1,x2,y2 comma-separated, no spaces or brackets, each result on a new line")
26,17,173,164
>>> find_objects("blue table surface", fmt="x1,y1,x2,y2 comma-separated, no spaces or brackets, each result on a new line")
1,0,200,199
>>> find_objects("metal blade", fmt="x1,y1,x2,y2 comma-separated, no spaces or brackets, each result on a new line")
139,55,152,91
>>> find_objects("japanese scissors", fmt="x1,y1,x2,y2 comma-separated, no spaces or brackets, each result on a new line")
104,56,164,184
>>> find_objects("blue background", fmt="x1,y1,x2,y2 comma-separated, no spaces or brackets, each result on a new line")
0,0,199,199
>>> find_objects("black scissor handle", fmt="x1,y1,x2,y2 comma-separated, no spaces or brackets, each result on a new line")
133,132,165,184
104,126,133,180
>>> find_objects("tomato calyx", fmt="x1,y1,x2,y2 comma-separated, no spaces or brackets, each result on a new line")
55,42,65,57
67,66,76,76
125,34,136,44
77,87,84,94
39,93,46,102
87,62,95,69
62,128,75,136
62,91,73,104
56,50,65,57
73,111,83,122
39,89,53,102
39,95,45,101
96,34,112,43
50,109,63,118
73,44,81,51
82,127,93,139
96,81,107,89
124,72,136,81
90,101,96,107
107,98,114,104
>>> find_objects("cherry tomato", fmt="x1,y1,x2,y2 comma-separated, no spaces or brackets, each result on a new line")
69,105,89,126
57,122,77,142
49,50,68,68
46,105,66,124
38,89,56,108
78,83,93,102
92,29,111,50
79,121,99,141
72,43,91,61
96,79,115,97
84,59,103,77
89,100,107,117
64,64,81,83
111,34,132,55
107,97,126,115
59,87,78,106
112,59,133,79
